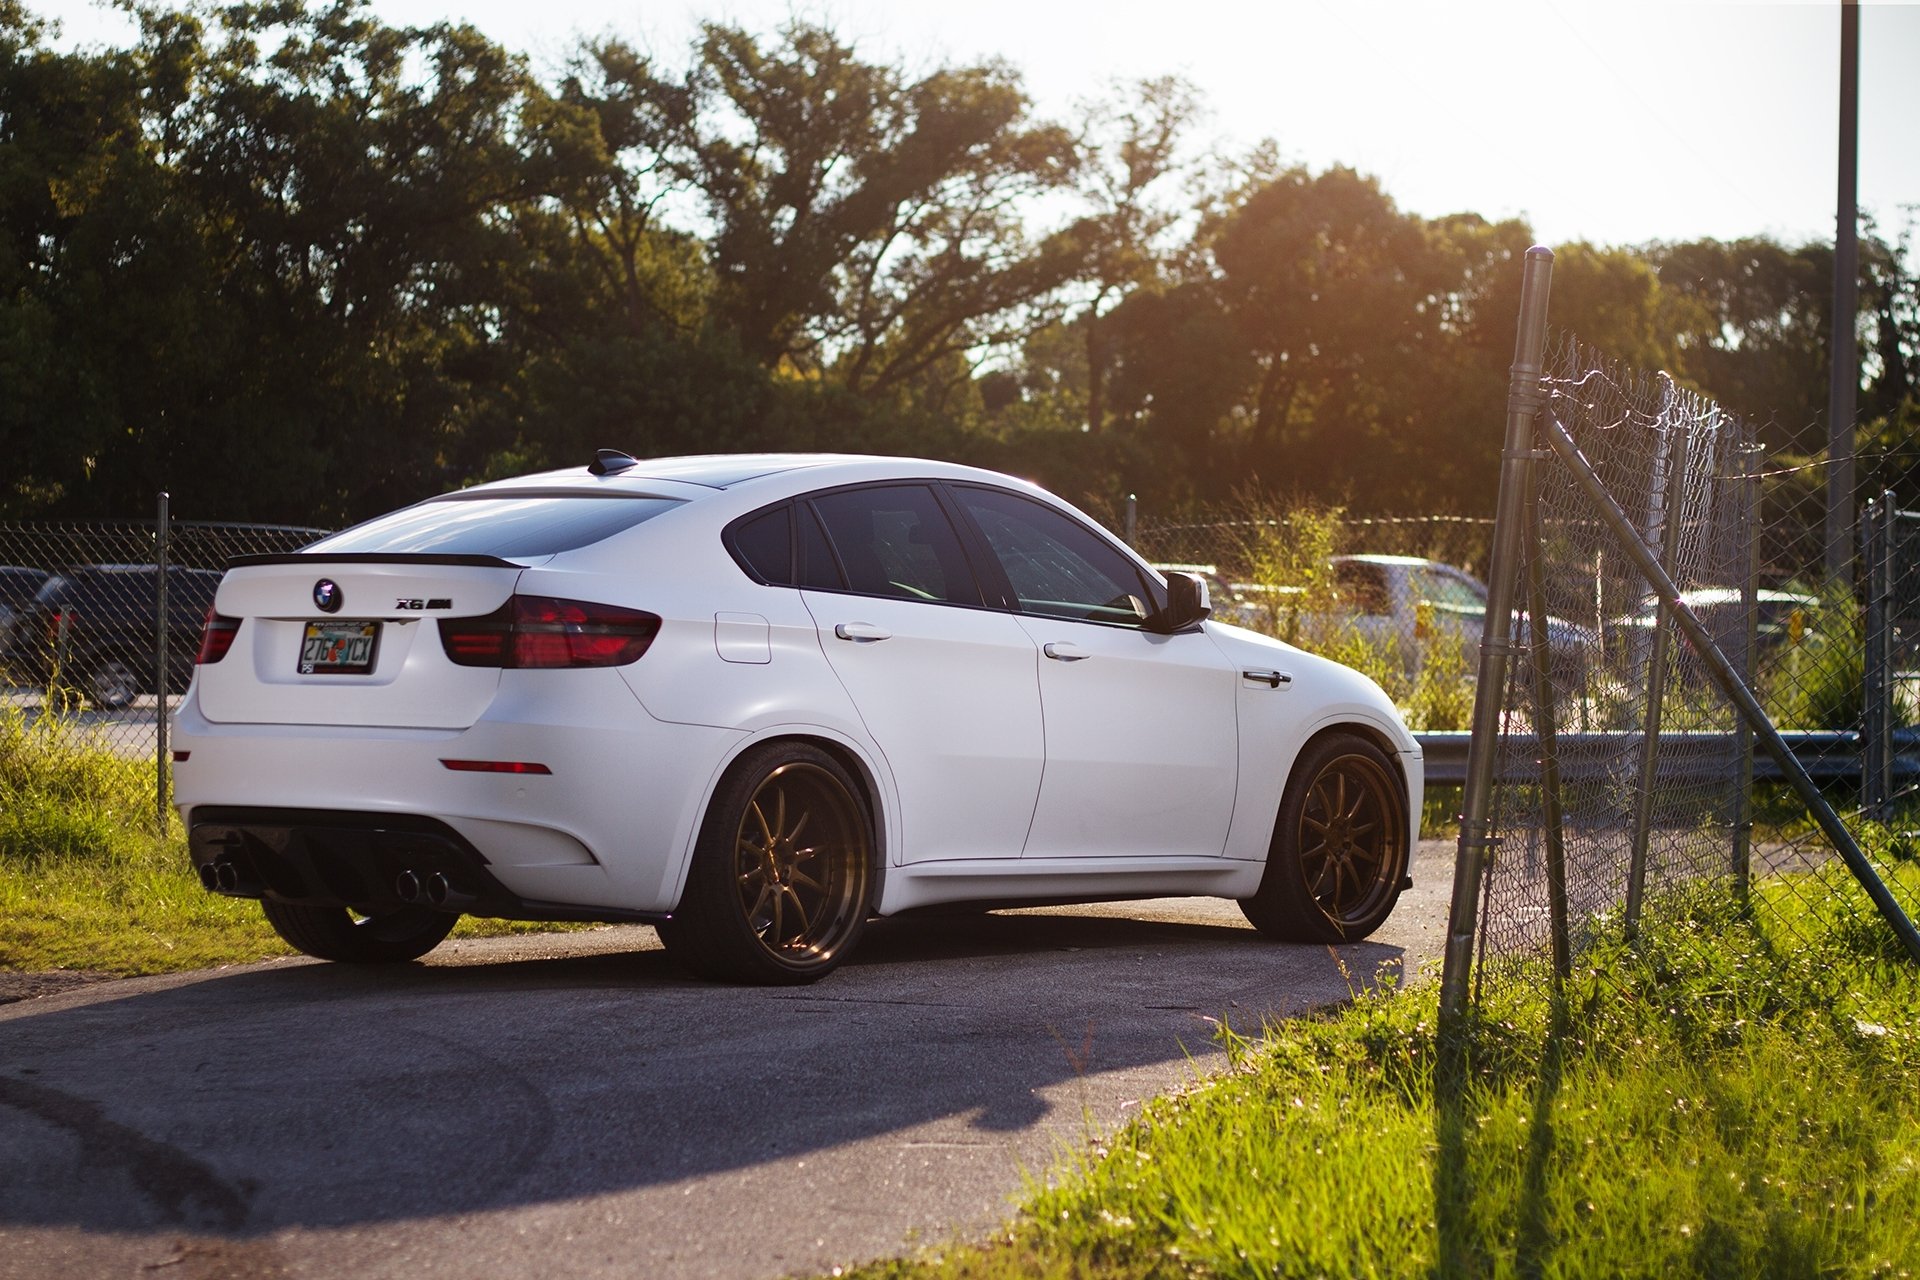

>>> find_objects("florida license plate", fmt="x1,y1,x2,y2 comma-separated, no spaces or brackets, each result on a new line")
299,620,379,675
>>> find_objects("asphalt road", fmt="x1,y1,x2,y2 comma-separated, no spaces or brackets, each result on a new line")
0,840,1453,1280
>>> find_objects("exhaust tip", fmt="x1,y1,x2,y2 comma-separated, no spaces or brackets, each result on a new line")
426,872,452,907
394,870,423,903
214,861,240,893
198,863,220,892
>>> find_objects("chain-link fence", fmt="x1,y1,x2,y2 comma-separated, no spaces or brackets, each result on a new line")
0,516,328,783
1438,250,1920,1029
1128,484,1889,751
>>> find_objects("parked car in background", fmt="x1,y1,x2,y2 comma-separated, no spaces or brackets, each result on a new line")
174,451,1423,983
1321,554,1594,689
0,566,49,613
15,565,223,707
1607,587,1822,672
0,566,52,676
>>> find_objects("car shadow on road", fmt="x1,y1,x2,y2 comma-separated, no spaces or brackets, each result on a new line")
0,911,1405,1239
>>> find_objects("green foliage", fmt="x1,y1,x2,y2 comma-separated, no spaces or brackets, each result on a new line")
1767,584,1865,731
0,710,587,974
842,874,1920,1279
2,1,1915,532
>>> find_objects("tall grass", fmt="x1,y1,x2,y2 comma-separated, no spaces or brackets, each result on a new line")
0,708,279,973
846,873,1920,1279
0,709,584,976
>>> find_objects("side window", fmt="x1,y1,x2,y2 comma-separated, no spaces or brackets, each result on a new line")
1333,562,1391,616
951,487,1151,627
727,505,793,585
1414,568,1487,618
807,485,981,605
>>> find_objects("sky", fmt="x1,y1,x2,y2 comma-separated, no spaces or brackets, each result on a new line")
33,0,1920,250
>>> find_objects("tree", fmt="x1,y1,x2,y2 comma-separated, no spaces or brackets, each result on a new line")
677,21,1080,402
1059,76,1200,436
1205,165,1459,504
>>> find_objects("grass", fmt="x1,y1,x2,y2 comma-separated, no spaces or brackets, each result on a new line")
0,709,579,976
840,873,1920,1279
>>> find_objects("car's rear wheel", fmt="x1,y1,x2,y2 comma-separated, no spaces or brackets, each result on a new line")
1240,732,1408,943
260,900,457,964
658,743,874,984
86,659,139,709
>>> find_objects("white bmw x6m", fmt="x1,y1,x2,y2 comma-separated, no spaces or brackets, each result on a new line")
174,452,1422,983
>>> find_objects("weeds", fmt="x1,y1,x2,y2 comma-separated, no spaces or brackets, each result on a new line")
841,874,1920,1279
0,708,585,976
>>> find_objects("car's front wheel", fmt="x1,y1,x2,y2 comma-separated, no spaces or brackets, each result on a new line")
1240,732,1409,943
260,900,457,963
658,742,875,984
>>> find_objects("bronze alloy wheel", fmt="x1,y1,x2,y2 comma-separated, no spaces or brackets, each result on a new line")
731,761,871,964
1296,750,1404,931
1239,732,1409,944
659,743,876,983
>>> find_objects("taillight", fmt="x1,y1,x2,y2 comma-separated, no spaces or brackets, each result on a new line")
438,595,660,669
195,603,240,664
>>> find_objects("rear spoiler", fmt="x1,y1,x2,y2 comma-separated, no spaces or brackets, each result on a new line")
226,553,525,570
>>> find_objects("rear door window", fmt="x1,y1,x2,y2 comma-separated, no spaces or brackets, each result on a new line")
727,506,793,584
807,486,981,605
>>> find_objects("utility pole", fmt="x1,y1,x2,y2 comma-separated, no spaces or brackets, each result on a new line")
1826,0,1860,585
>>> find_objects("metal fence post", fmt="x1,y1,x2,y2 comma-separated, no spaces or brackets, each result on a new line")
1524,467,1571,977
1733,442,1759,897
1624,391,1691,940
1438,245,1554,1025
155,492,170,835
1864,491,1894,820
1125,493,1137,547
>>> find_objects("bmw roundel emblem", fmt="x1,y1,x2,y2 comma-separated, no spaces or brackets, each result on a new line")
313,579,343,613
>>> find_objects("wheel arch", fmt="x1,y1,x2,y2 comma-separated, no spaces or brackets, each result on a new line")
1274,718,1419,862
666,726,892,913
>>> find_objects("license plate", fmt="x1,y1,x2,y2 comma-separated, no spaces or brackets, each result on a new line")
299,621,379,675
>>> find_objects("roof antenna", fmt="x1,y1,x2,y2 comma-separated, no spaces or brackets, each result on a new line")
589,448,639,476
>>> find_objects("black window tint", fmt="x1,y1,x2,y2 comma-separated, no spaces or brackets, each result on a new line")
1334,562,1391,615
953,487,1150,627
795,503,844,590
728,506,793,585
307,495,682,558
808,486,980,605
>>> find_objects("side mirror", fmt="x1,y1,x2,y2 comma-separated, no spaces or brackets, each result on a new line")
1150,571,1212,634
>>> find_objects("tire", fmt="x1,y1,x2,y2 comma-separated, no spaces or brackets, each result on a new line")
261,899,456,964
86,659,140,709
1240,732,1409,944
658,742,875,984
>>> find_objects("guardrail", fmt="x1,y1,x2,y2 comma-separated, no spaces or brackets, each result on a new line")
1414,729,1920,788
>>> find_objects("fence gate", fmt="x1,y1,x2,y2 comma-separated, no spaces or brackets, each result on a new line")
1440,247,1920,1030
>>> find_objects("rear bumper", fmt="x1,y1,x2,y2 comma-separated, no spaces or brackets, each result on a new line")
171,675,746,914
188,806,669,923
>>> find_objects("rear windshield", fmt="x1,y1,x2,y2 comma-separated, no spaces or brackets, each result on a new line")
305,495,683,558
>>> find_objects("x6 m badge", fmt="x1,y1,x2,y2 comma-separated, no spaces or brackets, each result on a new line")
312,579,342,613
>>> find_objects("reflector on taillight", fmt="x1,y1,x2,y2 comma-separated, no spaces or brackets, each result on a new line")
196,603,240,664
438,595,660,669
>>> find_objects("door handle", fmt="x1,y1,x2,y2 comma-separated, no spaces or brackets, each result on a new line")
1043,642,1090,662
1243,668,1292,688
833,622,892,642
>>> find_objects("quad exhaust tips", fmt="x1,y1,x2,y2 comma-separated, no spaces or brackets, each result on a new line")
200,858,258,896
394,869,475,910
